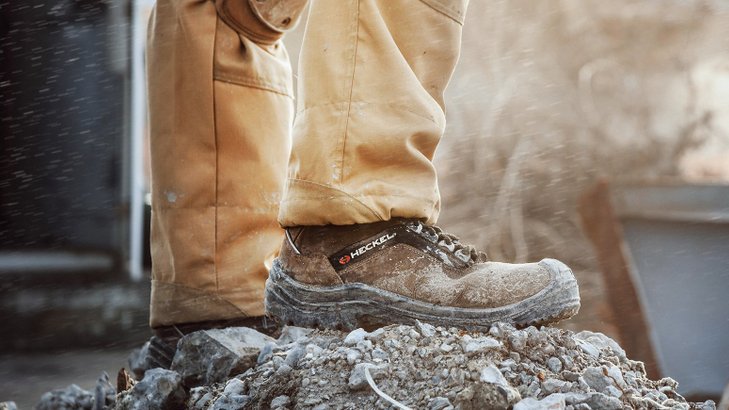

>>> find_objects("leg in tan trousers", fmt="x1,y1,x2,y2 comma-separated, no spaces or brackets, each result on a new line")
147,0,304,328
279,0,469,226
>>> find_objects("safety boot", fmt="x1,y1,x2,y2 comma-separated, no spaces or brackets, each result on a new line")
265,219,580,331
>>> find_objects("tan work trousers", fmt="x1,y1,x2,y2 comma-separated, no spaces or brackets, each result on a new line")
148,0,469,327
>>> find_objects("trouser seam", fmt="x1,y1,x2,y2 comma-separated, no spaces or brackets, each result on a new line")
417,0,466,25
340,0,361,185
212,16,221,293
213,70,293,97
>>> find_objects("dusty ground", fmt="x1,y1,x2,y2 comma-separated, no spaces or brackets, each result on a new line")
32,323,718,409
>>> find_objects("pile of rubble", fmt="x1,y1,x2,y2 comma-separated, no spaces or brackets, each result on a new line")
31,322,716,409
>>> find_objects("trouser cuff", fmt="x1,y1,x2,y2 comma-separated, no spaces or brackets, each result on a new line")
149,280,264,328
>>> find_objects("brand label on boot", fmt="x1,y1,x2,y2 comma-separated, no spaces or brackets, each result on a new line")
337,233,397,266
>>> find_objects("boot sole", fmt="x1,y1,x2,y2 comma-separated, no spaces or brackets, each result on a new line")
264,258,580,331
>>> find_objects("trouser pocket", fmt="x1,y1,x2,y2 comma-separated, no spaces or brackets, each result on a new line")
215,0,308,45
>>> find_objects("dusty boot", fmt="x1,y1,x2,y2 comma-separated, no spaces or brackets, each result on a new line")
265,219,580,331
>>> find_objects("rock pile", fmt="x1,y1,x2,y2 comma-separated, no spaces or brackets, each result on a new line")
36,322,717,409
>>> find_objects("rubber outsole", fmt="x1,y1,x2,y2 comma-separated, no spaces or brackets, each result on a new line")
264,258,580,331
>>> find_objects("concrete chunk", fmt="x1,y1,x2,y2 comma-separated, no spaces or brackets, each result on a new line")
171,327,275,387
115,368,186,410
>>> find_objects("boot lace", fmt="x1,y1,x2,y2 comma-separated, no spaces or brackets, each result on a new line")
407,221,487,264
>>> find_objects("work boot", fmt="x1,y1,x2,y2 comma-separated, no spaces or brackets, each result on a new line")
265,219,580,331
147,316,278,369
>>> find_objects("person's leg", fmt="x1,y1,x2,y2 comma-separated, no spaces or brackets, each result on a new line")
147,0,305,330
279,0,467,225
268,0,580,330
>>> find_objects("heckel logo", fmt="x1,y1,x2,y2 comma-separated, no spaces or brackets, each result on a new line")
337,233,397,265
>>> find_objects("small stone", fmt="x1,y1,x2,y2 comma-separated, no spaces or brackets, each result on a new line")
583,392,623,410
561,392,587,405
213,394,251,410
582,366,613,393
574,339,600,358
479,365,509,386
428,396,452,410
463,336,501,353
547,357,563,373
356,340,374,352
514,394,566,410
455,381,521,409
348,363,387,390
189,388,215,410
525,380,542,396
367,327,386,341
574,331,626,360
561,355,574,370
417,320,437,337
344,328,368,345
302,396,323,406
35,384,94,410
223,378,245,396
270,395,290,409
372,348,389,361
127,341,155,380
561,392,622,410
409,328,422,339
605,385,623,398
698,400,717,410
0,403,17,410
605,366,626,388
285,344,307,368
345,349,362,364
272,355,285,369
276,363,293,376
115,368,186,410
94,371,116,409
508,331,527,351
306,343,324,358
499,359,517,370
440,343,454,353
542,378,571,394
384,339,401,350
277,326,314,345
257,342,276,365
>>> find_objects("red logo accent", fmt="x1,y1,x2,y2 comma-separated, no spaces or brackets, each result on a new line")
338,255,351,265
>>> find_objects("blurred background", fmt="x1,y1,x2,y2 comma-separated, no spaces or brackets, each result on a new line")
1,0,728,407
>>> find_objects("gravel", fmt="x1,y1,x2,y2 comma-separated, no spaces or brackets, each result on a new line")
34,321,717,409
